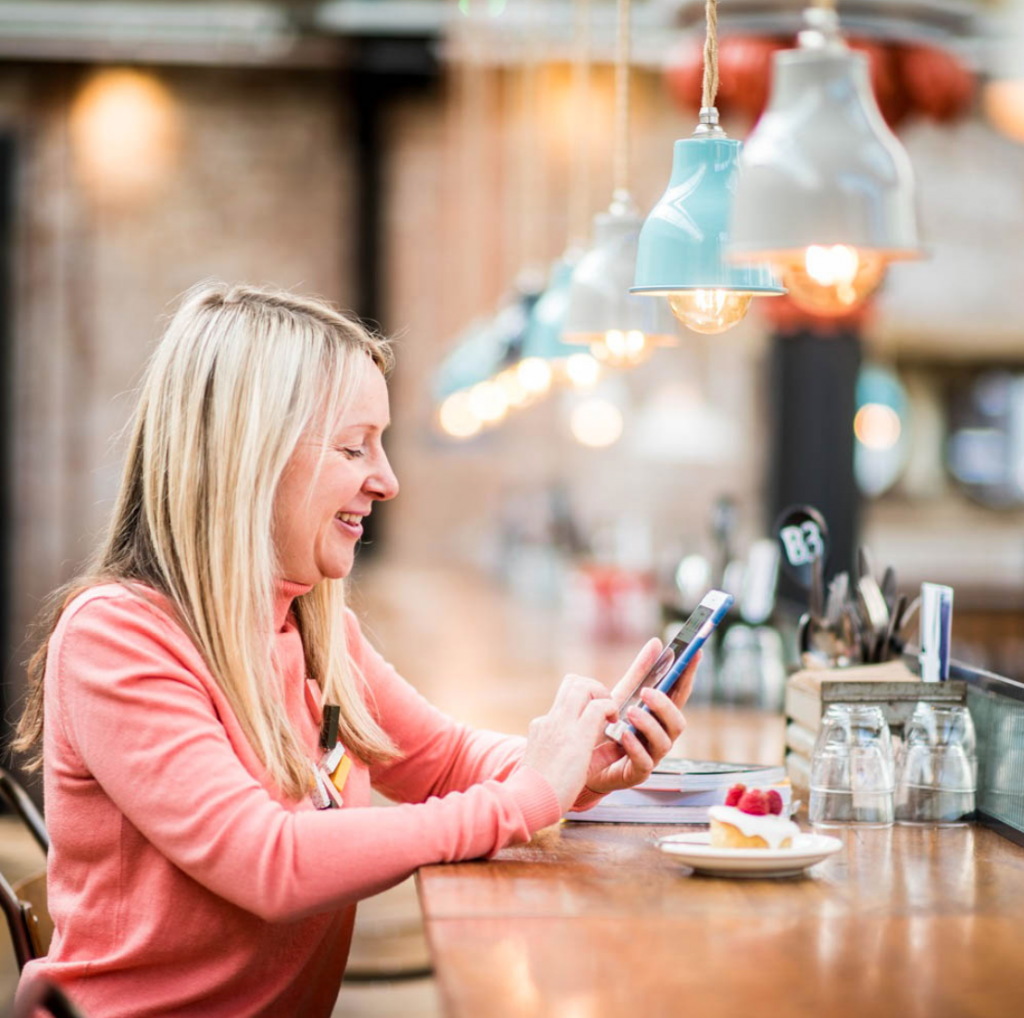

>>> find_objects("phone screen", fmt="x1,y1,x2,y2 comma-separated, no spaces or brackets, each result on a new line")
616,605,712,718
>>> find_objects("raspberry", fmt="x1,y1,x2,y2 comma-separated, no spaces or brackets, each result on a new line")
737,789,769,815
766,790,784,816
724,783,746,807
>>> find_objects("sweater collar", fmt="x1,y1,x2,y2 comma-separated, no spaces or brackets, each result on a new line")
274,579,314,632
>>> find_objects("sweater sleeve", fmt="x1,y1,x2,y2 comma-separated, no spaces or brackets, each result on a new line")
351,612,607,813
53,592,562,924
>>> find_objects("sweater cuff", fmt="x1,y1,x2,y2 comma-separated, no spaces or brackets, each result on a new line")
504,766,563,834
569,787,607,812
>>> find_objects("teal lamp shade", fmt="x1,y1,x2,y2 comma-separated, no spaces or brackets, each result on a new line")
521,255,581,362
631,136,784,298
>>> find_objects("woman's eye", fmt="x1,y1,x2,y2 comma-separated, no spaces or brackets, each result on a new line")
342,447,365,459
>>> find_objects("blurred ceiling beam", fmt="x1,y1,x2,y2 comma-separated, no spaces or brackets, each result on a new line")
0,1,999,70
0,1,343,67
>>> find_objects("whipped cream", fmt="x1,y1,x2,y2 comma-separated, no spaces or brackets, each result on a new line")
709,805,800,849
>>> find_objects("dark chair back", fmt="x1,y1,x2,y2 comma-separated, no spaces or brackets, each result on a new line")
0,766,49,853
1,868,39,971
14,976,89,1018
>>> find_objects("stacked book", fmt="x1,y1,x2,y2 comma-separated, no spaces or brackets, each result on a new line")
570,759,790,824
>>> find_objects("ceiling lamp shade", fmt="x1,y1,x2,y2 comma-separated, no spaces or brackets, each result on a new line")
433,282,540,439
521,254,603,391
631,110,785,334
563,198,677,368
729,6,923,317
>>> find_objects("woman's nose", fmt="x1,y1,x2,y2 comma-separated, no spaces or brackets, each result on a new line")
368,453,399,501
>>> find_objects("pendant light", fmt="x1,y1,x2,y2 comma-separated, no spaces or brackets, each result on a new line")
631,0,785,333
520,0,602,391
728,3,923,317
562,0,676,368
435,16,543,438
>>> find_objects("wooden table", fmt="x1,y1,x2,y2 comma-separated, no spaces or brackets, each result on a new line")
417,709,1024,1018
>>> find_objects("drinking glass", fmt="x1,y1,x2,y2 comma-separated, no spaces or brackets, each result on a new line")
895,702,976,826
809,704,895,827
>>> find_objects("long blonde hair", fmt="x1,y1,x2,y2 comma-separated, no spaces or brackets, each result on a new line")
14,281,398,798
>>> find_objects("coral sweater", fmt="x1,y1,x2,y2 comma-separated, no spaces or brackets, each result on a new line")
17,582,567,1017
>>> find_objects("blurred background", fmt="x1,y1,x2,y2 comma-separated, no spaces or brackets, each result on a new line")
0,0,1023,783
2,0,1024,1012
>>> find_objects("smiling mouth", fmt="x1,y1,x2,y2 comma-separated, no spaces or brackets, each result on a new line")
334,512,365,538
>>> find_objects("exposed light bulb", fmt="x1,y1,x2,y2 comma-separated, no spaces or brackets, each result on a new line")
570,398,624,448
782,245,885,316
516,357,553,397
468,381,508,424
666,290,753,335
589,329,653,369
438,392,482,439
565,353,601,389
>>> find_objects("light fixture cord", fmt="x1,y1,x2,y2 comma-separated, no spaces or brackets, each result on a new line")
569,0,592,246
701,0,719,109
612,0,631,199
519,0,545,270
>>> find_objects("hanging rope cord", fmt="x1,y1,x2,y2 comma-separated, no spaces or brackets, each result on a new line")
568,0,592,246
612,0,631,197
701,0,720,110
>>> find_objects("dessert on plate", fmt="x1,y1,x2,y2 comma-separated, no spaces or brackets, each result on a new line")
708,784,800,849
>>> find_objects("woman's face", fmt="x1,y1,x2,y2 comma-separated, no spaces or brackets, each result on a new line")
273,365,399,584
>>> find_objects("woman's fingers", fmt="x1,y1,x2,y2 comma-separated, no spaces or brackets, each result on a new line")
620,728,655,777
627,701,674,760
610,638,663,703
553,674,612,717
640,686,687,744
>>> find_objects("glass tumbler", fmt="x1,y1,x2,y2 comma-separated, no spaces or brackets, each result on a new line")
810,704,895,827
895,702,977,825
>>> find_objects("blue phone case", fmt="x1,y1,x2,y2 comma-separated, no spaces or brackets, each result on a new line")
605,590,734,744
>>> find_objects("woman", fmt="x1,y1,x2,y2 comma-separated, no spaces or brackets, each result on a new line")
13,282,694,1016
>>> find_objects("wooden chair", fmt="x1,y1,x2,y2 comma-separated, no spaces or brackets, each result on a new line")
14,976,88,1018
0,767,49,854
1,866,51,972
0,767,52,971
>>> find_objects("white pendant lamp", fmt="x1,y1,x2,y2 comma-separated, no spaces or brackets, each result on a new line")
562,0,676,367
729,4,924,317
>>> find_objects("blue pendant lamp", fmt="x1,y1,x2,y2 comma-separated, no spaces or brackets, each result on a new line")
562,0,677,369
631,0,784,333
517,0,603,394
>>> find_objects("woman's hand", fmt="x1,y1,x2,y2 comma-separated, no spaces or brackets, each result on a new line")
583,639,697,798
521,675,619,813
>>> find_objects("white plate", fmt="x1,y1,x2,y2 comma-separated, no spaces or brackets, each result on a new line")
658,831,843,878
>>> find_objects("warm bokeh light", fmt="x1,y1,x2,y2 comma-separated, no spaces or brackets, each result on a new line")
564,352,601,389
984,80,1024,144
855,403,902,450
516,357,554,397
570,398,624,447
589,329,653,369
782,245,886,316
495,367,530,408
667,290,753,334
468,381,509,424
438,392,482,439
69,69,179,200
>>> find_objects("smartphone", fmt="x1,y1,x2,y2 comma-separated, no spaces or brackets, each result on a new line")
605,589,734,743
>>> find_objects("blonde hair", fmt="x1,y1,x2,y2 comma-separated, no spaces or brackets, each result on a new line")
14,281,398,798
